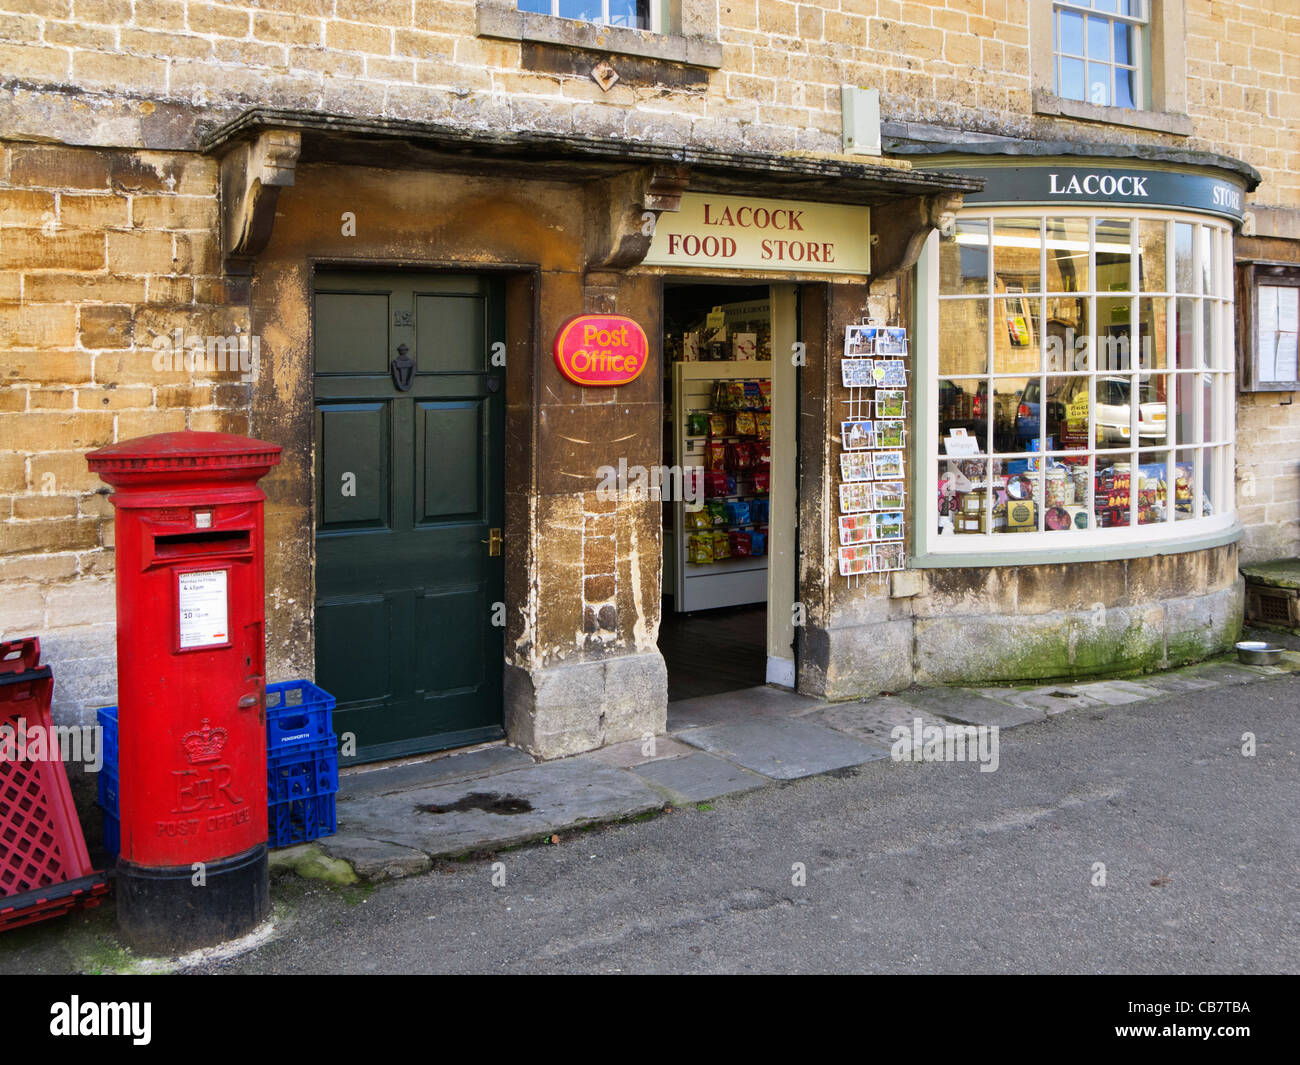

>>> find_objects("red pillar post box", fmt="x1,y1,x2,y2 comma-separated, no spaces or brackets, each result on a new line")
87,431,281,953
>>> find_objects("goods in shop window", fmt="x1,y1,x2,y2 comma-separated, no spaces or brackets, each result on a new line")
726,441,752,471
711,530,731,559
873,450,904,479
705,471,728,498
707,501,728,527
751,498,770,524
1005,499,1037,531
842,359,875,388
756,412,771,439
840,482,872,513
752,442,770,470
752,470,769,494
708,411,728,436
876,421,906,448
686,509,712,531
734,411,757,436
682,332,700,361
733,333,757,360
687,412,710,436
750,530,767,556
726,500,751,525
757,381,771,405
872,481,905,510
730,531,752,557
688,533,714,564
840,452,875,482
875,391,907,418
706,441,727,471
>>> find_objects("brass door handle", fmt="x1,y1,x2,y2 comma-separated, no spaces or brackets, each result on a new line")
480,528,502,556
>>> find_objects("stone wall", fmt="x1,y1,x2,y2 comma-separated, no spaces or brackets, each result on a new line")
0,1,1295,210
0,140,249,722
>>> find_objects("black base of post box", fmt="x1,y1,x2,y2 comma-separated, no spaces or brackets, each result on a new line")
116,844,269,955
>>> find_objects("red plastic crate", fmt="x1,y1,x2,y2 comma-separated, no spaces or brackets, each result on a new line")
0,638,108,933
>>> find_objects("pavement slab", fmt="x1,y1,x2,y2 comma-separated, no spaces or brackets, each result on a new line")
1066,680,1158,706
667,685,823,731
320,837,433,882
339,744,534,801
335,758,664,859
630,752,769,804
673,717,890,780
808,696,949,745
577,735,695,769
898,686,1046,728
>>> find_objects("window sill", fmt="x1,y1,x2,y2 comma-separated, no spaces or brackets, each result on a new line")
910,518,1242,568
1032,91,1193,137
476,4,723,69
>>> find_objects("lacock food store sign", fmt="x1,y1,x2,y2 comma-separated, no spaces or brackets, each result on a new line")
645,193,871,274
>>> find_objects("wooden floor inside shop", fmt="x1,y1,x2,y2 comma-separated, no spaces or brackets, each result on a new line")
659,602,767,703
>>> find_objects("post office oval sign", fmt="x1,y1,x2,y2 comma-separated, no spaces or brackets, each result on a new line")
553,314,649,387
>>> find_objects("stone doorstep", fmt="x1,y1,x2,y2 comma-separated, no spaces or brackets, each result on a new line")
310,658,1298,884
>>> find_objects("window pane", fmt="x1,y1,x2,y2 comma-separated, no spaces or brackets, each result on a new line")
1059,57,1085,100
940,460,990,536
993,217,1043,292
1045,217,1091,293
1058,10,1084,55
1047,298,1090,372
1199,226,1216,296
1173,451,1198,520
1175,297,1198,369
1175,372,1198,448
1113,21,1132,64
1087,17,1112,61
1136,296,1170,370
1137,372,1169,445
939,299,989,375
1095,0,1119,13
1047,373,1089,452
939,379,989,446
993,297,1041,374
607,0,648,28
1095,455,1135,528
1114,66,1136,108
1088,62,1112,105
1096,218,1132,292
1097,297,1134,371
993,376,1035,453
1174,222,1195,292
1138,219,1168,292
940,218,990,295
558,0,599,21
1136,453,1171,524
518,0,550,12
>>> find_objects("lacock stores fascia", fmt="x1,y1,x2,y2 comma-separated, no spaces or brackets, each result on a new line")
214,113,1254,765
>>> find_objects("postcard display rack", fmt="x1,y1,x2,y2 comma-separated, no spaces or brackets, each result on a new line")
670,361,772,612
837,323,909,584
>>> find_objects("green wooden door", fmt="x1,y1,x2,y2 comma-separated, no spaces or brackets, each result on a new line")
313,271,506,763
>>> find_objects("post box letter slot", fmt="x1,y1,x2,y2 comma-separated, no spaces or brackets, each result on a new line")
153,529,251,561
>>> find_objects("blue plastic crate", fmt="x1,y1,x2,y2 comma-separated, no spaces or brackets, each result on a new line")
268,793,337,849
267,746,338,803
265,680,336,754
102,807,119,859
97,765,118,811
96,705,117,774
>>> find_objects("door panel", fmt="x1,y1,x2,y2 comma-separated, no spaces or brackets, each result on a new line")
416,401,483,522
416,293,486,373
313,270,506,763
315,292,391,374
318,402,389,530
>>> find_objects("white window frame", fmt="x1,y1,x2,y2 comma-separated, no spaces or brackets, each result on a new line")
913,207,1238,565
520,0,664,32
1053,0,1149,110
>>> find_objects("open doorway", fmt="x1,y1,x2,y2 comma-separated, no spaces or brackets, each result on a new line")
658,281,798,703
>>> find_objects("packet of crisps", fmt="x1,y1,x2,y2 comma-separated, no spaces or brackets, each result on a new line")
712,530,731,559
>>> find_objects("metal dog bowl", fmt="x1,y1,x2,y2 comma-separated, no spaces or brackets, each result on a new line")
1236,641,1283,666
